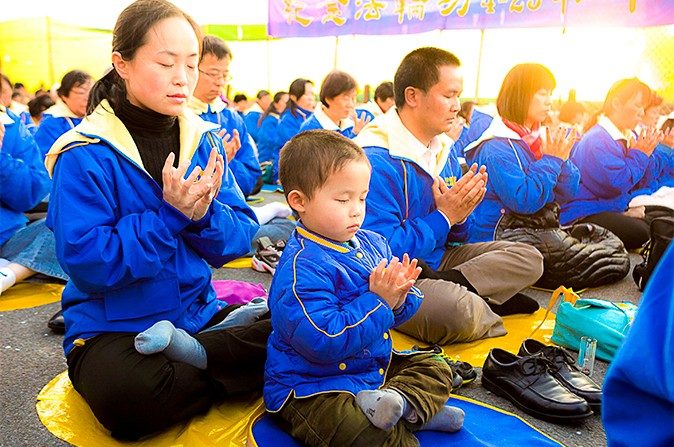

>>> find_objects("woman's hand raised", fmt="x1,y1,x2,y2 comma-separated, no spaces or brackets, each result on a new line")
161,149,223,220
541,126,577,161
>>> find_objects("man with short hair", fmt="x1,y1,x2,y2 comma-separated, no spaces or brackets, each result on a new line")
356,81,394,122
356,47,544,345
188,35,262,197
244,90,271,142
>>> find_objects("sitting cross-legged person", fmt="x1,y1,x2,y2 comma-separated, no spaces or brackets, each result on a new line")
264,130,464,447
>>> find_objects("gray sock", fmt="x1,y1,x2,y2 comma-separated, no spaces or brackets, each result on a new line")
134,320,207,369
355,389,405,430
421,405,465,432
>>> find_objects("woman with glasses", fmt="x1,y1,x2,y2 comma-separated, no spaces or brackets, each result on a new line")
34,70,92,157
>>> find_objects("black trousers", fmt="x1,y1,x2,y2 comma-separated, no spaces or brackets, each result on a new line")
66,306,271,441
579,212,650,250
579,207,674,250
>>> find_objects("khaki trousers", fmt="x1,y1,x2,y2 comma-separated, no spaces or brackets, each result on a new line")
398,241,543,345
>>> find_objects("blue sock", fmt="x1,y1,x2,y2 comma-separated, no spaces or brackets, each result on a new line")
202,298,268,333
134,320,207,369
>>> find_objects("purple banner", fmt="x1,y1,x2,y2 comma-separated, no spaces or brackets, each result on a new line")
268,0,674,38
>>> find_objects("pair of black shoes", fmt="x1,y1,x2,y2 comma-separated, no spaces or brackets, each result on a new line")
482,339,601,423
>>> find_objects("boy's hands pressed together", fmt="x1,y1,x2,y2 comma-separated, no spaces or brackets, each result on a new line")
369,254,422,310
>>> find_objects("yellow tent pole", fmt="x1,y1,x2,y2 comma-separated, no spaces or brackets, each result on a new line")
46,16,55,87
474,28,485,102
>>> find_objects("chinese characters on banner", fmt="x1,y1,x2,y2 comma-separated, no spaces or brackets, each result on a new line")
270,0,670,38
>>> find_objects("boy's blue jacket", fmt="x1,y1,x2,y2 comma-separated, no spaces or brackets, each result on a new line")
355,109,471,270
464,116,580,242
298,105,356,139
271,105,312,181
0,107,51,245
452,109,493,157
560,119,664,224
188,96,262,197
45,100,259,355
34,102,83,157
264,226,422,412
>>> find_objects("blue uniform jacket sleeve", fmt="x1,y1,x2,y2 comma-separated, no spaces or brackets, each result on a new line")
392,286,423,328
273,257,396,364
244,111,261,142
572,136,650,199
0,121,50,211
364,152,450,262
225,113,261,197
49,147,196,293
554,159,581,204
34,116,69,157
635,143,673,194
482,139,568,214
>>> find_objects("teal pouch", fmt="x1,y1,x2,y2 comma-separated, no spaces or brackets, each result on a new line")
551,297,637,362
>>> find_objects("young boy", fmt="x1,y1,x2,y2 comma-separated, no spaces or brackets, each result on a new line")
264,129,464,446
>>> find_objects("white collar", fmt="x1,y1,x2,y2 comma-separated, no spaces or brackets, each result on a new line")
187,95,227,115
463,115,521,154
598,115,631,141
313,105,354,131
355,107,452,177
0,105,15,125
247,102,264,114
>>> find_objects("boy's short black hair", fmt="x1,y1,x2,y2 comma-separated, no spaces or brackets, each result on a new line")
280,129,369,201
233,93,248,103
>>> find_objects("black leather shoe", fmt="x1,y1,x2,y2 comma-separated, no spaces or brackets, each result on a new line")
482,348,593,423
519,339,602,412
47,310,65,334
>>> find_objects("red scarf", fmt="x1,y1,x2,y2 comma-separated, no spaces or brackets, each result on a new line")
502,119,543,160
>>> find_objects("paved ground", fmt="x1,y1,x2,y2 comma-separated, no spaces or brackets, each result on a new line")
0,189,643,446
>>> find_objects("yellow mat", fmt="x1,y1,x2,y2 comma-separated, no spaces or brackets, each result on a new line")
393,308,555,366
0,282,63,311
37,371,265,447
37,310,554,446
223,258,253,269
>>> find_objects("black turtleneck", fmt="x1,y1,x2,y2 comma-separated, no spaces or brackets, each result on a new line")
115,99,180,188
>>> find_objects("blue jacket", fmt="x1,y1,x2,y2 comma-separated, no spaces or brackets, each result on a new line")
560,122,655,224
465,117,580,242
264,226,422,412
257,113,280,163
453,109,493,157
356,109,471,270
34,103,83,157
631,143,674,196
45,100,259,355
188,97,262,197
298,106,356,139
0,107,51,245
603,243,674,446
243,104,264,142
271,105,312,182
19,111,39,136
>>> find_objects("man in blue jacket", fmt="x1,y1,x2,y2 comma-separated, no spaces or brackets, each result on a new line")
188,35,262,197
356,48,544,345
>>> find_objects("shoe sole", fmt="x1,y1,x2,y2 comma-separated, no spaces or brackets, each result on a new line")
251,256,276,275
481,375,594,423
